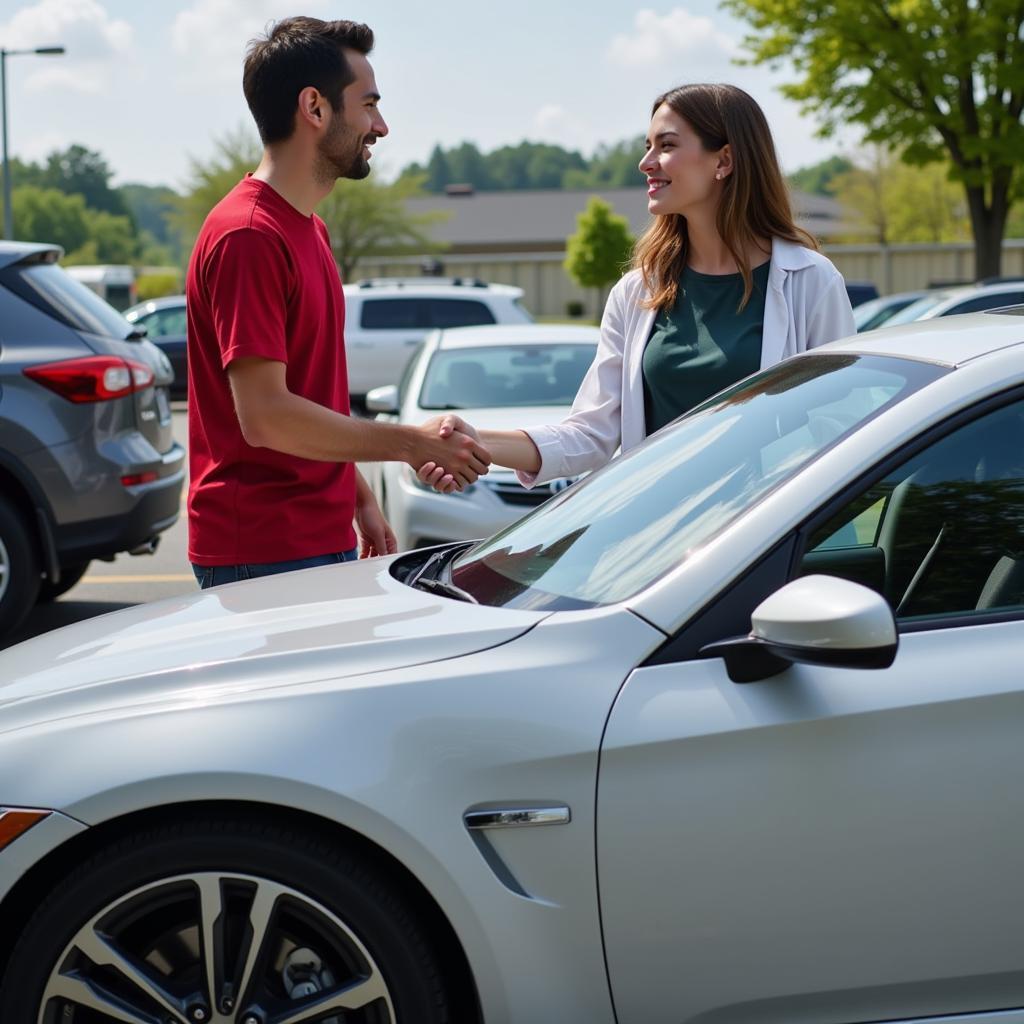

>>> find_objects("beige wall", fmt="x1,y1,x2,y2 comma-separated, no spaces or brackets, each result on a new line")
356,241,1024,319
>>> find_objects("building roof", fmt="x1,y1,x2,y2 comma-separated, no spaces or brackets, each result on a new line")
405,186,853,251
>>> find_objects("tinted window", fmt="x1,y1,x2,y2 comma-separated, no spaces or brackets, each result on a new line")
426,299,495,328
1,262,134,339
139,306,187,337
420,344,596,409
799,399,1024,621
451,354,945,610
360,299,421,329
946,293,1024,315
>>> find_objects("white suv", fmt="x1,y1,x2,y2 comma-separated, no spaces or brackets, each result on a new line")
343,277,532,403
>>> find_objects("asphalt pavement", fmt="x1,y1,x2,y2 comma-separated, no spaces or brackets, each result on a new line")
2,403,196,650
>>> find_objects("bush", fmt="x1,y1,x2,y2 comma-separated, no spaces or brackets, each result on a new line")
565,300,585,318
136,272,181,301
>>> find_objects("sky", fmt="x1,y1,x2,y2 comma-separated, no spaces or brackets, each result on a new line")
0,0,855,191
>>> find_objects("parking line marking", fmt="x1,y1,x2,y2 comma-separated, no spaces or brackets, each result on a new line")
81,575,194,584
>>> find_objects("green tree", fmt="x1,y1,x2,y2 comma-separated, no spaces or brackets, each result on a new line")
564,197,634,316
564,136,646,190
66,209,140,264
11,186,90,253
425,145,452,192
832,149,969,244
724,0,1024,277
42,144,129,218
788,155,854,196
318,173,448,280
121,183,185,264
176,127,262,243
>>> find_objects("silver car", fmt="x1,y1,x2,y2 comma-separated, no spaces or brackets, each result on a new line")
2,311,1024,1023
364,323,599,549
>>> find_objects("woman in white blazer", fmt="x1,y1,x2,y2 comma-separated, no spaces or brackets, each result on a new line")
421,83,855,490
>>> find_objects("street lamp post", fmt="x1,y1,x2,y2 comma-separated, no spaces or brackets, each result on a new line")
1,46,65,240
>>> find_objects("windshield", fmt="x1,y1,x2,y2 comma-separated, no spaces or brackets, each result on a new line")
451,353,946,610
420,343,596,409
881,292,951,328
2,262,135,339
854,294,922,332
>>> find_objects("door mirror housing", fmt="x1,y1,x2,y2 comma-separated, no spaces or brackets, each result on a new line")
700,575,898,683
365,384,400,414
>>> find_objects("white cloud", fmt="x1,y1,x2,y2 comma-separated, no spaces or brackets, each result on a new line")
0,0,131,57
172,0,329,72
608,7,736,68
0,0,133,96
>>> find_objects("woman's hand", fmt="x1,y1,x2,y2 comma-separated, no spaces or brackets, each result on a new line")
417,414,480,493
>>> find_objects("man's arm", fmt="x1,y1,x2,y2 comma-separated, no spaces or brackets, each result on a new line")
227,357,490,485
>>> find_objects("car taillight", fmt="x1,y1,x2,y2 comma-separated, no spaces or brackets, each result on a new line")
24,356,155,403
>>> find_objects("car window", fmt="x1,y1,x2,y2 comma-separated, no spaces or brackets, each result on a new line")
451,353,945,610
798,398,1024,621
883,293,950,327
425,299,496,329
946,292,1024,315
420,344,596,409
140,307,187,338
0,262,134,340
360,298,422,330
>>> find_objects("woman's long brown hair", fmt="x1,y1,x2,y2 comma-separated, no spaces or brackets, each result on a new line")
634,83,817,311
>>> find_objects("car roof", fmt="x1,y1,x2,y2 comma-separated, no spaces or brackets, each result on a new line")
343,278,523,298
0,241,62,272
435,323,601,349
823,307,1024,365
124,295,186,319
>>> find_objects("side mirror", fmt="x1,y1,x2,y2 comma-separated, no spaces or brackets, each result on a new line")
365,384,400,414
699,575,897,683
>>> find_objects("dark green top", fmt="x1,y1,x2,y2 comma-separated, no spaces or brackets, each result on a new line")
642,260,771,434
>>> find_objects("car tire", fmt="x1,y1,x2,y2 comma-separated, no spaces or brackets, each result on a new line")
0,816,452,1024
0,494,40,638
36,560,90,603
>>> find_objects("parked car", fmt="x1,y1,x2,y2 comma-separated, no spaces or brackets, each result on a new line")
853,289,930,332
343,277,533,406
881,279,1024,327
844,280,879,307
0,242,183,638
124,295,187,399
4,310,1024,1022
364,323,598,549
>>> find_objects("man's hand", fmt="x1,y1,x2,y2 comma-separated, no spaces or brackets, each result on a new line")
416,414,480,494
354,489,398,558
410,417,490,489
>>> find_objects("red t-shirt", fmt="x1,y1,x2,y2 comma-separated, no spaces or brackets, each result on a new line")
186,176,357,565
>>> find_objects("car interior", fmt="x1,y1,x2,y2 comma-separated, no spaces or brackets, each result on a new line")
798,399,1024,619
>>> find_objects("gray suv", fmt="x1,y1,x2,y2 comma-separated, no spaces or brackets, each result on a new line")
0,242,184,638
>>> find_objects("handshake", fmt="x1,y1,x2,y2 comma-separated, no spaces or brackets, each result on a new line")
410,414,489,493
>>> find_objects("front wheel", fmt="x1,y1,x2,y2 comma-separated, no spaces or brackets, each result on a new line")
0,817,451,1023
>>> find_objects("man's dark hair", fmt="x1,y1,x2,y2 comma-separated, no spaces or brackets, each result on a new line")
243,17,374,145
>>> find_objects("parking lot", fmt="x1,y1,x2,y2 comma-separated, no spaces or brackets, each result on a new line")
1,403,194,651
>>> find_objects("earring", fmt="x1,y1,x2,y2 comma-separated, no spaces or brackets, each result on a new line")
715,173,723,180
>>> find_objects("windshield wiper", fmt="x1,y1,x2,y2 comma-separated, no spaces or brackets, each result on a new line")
412,576,479,603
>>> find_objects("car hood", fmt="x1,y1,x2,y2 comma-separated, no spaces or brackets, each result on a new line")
0,556,548,732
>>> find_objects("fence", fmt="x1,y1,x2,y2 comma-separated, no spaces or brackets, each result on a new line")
355,240,1024,320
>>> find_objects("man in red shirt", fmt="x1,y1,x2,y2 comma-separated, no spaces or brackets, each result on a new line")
187,17,488,588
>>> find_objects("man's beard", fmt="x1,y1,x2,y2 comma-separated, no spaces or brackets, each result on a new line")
316,118,373,183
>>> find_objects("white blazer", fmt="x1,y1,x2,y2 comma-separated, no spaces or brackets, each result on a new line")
518,237,857,486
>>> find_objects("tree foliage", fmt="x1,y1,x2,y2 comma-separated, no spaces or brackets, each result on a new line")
564,197,634,315
787,155,854,196
832,148,970,244
319,173,448,280
724,0,1024,276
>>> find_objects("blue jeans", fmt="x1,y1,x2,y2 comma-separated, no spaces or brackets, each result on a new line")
191,548,358,590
